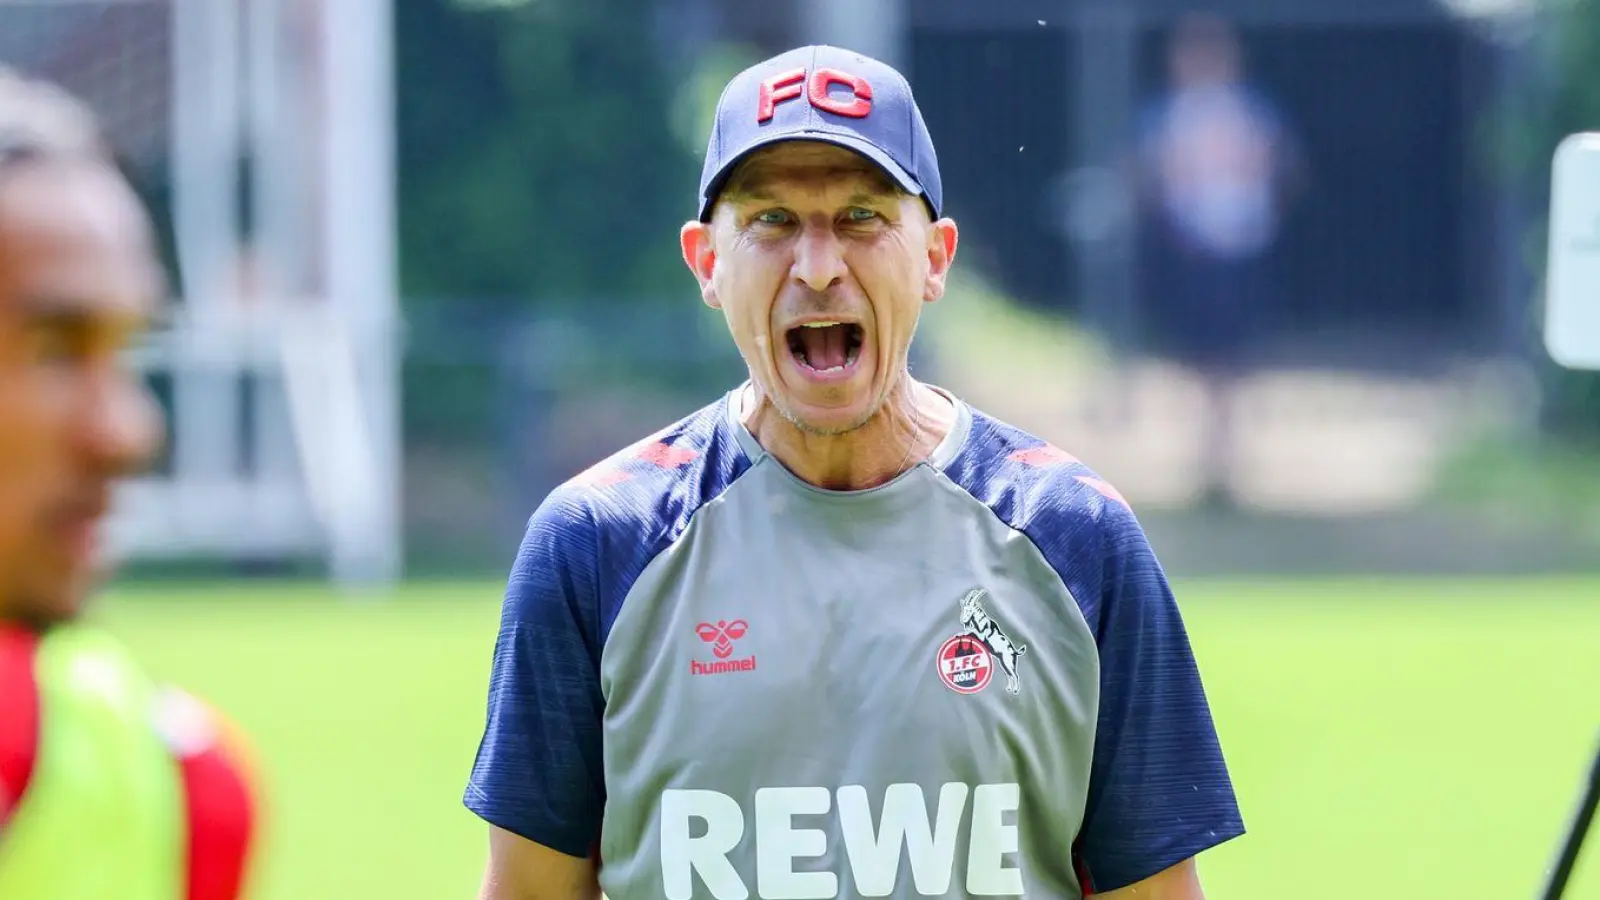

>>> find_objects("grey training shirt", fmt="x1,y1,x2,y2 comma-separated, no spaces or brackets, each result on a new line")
466,387,1243,898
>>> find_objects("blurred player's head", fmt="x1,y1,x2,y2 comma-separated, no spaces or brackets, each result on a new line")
0,68,164,630
681,46,958,436
1170,13,1242,88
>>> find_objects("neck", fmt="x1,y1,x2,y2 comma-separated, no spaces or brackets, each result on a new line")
742,375,956,491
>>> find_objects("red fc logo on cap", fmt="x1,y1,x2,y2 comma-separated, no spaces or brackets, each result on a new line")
757,67,873,123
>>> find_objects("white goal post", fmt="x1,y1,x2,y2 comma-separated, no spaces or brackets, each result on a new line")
1,0,407,587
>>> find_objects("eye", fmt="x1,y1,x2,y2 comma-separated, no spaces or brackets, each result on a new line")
845,207,879,223
29,325,81,366
753,209,790,226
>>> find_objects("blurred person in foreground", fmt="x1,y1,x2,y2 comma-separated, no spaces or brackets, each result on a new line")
1134,13,1303,508
0,69,258,898
466,46,1242,900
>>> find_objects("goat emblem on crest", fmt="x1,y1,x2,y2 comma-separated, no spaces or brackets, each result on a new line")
958,589,1028,695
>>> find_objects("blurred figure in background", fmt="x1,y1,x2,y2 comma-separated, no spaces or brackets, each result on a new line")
1134,13,1304,508
0,68,259,899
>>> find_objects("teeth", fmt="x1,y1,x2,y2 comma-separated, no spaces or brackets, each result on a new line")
846,345,859,366
801,321,841,329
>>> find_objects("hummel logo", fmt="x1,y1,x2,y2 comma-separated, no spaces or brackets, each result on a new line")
692,619,756,676
695,619,748,659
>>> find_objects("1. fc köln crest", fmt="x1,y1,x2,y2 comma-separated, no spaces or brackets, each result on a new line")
936,589,1028,696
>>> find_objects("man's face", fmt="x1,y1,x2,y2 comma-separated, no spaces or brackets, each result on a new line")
682,142,958,436
1171,18,1240,87
0,162,164,629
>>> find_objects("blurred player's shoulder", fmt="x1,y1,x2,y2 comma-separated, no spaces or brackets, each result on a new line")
0,624,41,825
151,686,260,900
945,406,1139,540
0,627,258,899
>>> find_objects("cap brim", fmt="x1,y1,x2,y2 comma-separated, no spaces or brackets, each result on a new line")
698,131,926,222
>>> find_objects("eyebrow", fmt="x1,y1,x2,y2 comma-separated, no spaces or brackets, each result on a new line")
20,292,170,330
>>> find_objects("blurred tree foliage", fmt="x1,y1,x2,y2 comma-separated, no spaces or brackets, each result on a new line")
1499,0,1600,444
395,0,699,311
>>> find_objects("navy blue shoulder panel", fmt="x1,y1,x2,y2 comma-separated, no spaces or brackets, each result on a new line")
463,395,750,857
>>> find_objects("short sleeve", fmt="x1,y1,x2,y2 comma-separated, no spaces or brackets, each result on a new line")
463,493,605,858
1072,502,1244,892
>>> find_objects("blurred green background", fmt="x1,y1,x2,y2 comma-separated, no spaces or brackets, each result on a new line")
103,578,1600,900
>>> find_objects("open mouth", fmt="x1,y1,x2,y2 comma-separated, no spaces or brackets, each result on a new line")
785,322,863,376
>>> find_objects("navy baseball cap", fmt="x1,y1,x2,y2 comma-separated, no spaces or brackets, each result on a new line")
696,45,943,222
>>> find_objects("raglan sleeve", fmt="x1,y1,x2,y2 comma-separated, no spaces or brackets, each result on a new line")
463,491,605,858
1071,498,1245,893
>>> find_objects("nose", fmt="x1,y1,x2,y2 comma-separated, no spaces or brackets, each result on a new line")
80,370,164,478
789,220,847,293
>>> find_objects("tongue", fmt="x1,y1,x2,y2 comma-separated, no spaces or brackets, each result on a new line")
798,325,850,370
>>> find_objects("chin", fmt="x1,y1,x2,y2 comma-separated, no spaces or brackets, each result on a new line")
779,392,882,436
769,353,889,434
10,597,85,633
18,571,97,631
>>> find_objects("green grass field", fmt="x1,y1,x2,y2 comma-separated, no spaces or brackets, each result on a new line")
96,577,1600,900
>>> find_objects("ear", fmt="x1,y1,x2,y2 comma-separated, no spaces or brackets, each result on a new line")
923,217,959,303
680,220,721,309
